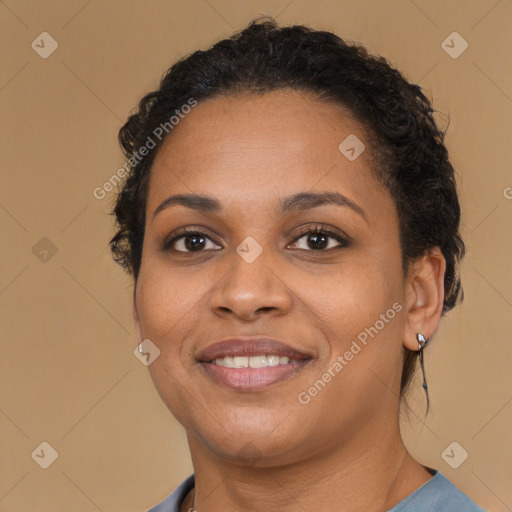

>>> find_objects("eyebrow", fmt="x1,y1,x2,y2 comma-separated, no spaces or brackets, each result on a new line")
153,191,368,223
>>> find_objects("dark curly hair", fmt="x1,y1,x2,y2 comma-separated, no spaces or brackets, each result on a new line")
110,16,465,402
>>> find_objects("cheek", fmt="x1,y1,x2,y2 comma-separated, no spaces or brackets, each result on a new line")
302,255,402,339
300,249,405,393
136,265,206,423
136,259,204,338
296,266,405,427
134,271,203,386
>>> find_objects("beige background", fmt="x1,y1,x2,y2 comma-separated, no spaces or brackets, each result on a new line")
1,1,511,511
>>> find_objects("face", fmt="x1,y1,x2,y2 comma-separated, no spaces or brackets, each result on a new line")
133,89,415,467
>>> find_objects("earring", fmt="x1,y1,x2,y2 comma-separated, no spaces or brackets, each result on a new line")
417,333,430,412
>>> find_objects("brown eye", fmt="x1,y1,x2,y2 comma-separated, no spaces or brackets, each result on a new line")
289,227,350,251
164,230,222,253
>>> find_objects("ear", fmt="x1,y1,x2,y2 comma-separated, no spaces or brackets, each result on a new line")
132,286,143,345
403,247,446,351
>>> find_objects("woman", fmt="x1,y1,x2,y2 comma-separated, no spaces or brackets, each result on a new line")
110,17,486,512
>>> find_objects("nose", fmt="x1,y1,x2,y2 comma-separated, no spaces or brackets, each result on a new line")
209,248,293,321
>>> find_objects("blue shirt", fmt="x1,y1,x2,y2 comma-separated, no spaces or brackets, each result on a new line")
147,470,487,511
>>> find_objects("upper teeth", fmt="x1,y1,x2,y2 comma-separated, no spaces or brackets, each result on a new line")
213,355,301,368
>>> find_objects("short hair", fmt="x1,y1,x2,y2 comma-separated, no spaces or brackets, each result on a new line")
110,16,465,399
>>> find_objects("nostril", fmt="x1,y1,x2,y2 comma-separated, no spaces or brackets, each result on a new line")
257,306,276,313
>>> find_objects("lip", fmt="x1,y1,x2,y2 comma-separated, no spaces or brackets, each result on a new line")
196,336,313,362
197,336,315,391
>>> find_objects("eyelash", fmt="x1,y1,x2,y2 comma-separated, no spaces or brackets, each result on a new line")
162,224,350,254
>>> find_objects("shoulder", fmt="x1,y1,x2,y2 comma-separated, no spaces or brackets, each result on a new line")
388,471,487,512
147,474,195,512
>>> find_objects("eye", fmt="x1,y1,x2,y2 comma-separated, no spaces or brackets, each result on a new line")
164,228,222,253
163,224,350,254
288,225,350,251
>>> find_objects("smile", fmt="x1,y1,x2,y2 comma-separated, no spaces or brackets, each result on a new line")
196,336,314,390
212,355,302,367
200,359,312,390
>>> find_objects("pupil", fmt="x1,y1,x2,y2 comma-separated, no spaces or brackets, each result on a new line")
308,233,328,250
185,234,205,251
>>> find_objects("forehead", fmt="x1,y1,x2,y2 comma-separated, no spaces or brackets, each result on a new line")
147,89,389,221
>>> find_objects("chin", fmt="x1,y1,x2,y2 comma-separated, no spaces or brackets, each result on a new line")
191,418,306,465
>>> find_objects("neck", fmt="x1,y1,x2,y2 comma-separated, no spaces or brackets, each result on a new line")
183,415,433,512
